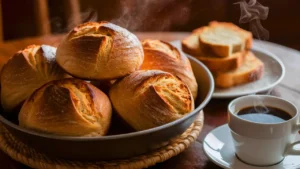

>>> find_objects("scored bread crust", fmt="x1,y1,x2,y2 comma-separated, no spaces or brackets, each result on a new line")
195,51,247,73
18,78,112,136
56,21,144,80
109,70,194,131
141,39,198,99
214,51,264,88
0,45,67,111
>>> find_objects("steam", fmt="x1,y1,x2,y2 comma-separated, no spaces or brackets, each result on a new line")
66,8,98,31
235,0,269,40
234,1,272,115
110,0,192,31
253,95,269,114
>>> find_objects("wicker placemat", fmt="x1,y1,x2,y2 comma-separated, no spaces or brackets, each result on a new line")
0,111,203,169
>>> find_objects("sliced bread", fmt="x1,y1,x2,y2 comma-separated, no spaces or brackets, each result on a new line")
199,21,252,58
214,51,264,88
181,27,204,56
194,51,247,73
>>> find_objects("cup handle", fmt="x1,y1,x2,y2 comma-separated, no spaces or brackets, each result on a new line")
285,123,300,155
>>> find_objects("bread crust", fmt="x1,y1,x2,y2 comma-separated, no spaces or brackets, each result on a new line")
181,27,204,56
181,21,253,58
109,70,194,131
0,45,67,111
18,78,112,136
209,21,253,50
214,51,264,88
141,39,198,99
195,51,247,72
56,21,144,80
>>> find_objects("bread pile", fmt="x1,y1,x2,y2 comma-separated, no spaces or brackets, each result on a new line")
0,21,197,136
182,21,264,88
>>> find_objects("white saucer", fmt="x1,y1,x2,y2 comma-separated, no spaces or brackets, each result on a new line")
203,124,300,169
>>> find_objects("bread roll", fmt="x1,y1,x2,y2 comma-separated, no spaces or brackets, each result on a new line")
56,21,144,80
1,45,67,111
140,40,198,99
109,70,194,131
19,78,112,136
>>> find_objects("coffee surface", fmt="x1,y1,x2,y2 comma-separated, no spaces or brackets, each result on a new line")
237,106,292,124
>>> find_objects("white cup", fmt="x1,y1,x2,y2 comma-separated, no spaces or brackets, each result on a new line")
228,95,300,166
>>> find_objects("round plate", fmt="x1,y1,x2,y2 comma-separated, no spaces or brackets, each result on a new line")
203,124,300,169
170,40,285,99
212,45,285,98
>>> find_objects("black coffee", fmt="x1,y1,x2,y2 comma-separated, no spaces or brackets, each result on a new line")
237,106,292,124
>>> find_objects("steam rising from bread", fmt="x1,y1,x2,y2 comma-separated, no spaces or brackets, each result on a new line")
235,0,269,40
65,0,191,31
111,0,192,31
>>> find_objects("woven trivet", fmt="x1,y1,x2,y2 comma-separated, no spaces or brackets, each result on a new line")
0,111,203,169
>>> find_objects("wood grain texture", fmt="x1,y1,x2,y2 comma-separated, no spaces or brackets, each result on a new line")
64,0,81,30
34,0,51,35
0,0,2,42
0,32,300,169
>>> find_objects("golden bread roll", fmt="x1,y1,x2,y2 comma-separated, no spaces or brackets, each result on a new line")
1,45,67,111
19,78,112,136
56,21,144,80
141,39,198,99
109,70,194,131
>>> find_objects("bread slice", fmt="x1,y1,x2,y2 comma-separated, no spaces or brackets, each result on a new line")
181,28,204,56
199,21,252,58
194,51,247,73
214,51,264,88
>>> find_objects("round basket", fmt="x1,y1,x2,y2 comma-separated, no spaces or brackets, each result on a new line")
0,112,204,169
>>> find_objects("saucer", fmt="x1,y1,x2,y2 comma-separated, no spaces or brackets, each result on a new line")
203,124,300,169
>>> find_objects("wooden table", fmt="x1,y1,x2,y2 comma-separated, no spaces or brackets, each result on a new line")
0,32,300,169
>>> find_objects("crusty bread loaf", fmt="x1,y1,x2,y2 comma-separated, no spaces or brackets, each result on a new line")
199,21,253,57
214,51,264,88
109,70,194,131
56,21,144,80
141,39,198,99
19,78,112,136
1,45,67,111
195,51,247,73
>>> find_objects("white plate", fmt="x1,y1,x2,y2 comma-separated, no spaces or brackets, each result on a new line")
213,45,285,98
203,124,300,169
171,40,285,99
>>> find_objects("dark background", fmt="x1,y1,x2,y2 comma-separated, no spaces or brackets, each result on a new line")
2,0,300,50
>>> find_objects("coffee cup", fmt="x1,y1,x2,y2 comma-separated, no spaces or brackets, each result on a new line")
228,95,300,166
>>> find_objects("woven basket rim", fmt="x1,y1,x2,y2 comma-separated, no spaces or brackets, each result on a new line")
0,111,204,169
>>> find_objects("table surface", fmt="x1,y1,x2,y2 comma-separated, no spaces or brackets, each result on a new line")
1,32,300,169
